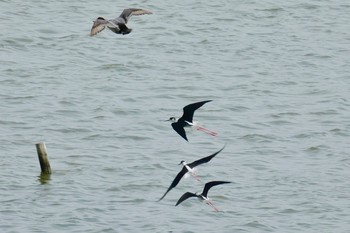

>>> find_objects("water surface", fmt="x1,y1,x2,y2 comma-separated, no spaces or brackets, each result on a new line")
1,0,350,232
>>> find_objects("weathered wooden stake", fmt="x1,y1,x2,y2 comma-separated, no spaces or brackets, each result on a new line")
36,142,52,174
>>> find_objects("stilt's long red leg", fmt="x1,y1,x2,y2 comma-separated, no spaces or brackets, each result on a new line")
207,200,219,212
196,126,218,136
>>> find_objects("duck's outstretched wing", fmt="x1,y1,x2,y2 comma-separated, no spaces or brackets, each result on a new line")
119,8,152,23
90,17,108,36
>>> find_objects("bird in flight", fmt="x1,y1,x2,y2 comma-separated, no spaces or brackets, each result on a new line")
90,8,152,36
175,181,231,211
158,146,225,201
167,100,217,141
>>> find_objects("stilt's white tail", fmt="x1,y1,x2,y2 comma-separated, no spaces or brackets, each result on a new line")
185,171,201,181
196,126,218,136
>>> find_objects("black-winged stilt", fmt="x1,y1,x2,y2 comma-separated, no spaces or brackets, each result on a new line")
159,146,225,201
167,100,217,141
175,181,231,211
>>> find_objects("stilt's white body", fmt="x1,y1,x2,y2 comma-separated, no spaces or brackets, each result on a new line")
182,161,200,181
185,120,199,127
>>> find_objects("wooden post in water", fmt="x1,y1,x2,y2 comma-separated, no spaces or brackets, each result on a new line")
36,142,52,174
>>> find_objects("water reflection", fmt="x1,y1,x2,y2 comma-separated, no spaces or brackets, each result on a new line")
38,173,51,184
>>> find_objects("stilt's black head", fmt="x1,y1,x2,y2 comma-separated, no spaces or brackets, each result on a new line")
167,117,176,122
178,160,185,165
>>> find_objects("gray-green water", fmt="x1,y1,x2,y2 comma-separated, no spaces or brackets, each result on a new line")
1,0,350,232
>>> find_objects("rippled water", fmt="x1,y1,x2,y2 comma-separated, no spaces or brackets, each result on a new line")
1,0,350,232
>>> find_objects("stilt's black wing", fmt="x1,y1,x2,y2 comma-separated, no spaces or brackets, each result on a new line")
159,167,188,201
175,192,197,206
188,146,225,168
181,100,212,123
171,122,188,141
202,181,231,197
